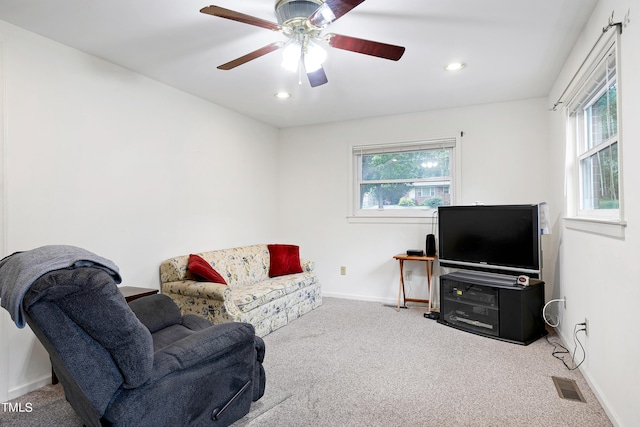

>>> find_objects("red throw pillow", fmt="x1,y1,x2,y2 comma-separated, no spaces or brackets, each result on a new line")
268,244,303,278
187,254,227,285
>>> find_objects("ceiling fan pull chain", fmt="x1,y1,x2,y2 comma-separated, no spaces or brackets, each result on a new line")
298,63,303,85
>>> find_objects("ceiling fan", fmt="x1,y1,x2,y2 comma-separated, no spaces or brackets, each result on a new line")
200,0,406,87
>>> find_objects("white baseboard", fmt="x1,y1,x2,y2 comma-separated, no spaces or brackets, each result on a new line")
579,368,621,427
556,328,620,427
321,291,397,306
321,292,431,309
8,374,52,400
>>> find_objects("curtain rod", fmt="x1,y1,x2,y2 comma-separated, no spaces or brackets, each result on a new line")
550,12,623,111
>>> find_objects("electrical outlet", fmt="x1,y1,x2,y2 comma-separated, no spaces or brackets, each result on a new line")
340,266,346,276
405,270,413,281
584,318,588,336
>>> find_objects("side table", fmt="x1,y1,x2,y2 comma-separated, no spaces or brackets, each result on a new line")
392,254,436,312
52,286,159,384
118,286,159,303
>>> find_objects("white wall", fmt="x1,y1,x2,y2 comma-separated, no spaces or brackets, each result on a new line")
277,98,551,305
547,0,640,425
2,1,638,424
0,20,280,400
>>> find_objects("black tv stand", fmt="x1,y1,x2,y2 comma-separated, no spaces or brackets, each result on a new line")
438,271,546,345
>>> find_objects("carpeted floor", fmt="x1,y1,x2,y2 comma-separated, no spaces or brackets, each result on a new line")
256,297,611,427
1,297,612,426
0,382,290,427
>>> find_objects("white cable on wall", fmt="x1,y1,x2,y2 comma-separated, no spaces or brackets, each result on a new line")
543,298,565,327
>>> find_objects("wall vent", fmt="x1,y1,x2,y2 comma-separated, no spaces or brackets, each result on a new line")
552,376,586,402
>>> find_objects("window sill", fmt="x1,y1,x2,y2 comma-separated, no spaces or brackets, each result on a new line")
347,215,436,225
564,217,627,239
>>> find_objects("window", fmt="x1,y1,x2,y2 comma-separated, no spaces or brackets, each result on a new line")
566,36,622,223
350,137,458,220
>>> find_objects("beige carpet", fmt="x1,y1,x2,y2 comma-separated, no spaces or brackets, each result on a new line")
2,297,611,426
0,373,290,426
255,297,612,427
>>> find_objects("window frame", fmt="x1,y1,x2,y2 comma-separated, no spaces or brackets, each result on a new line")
348,136,461,223
564,30,625,231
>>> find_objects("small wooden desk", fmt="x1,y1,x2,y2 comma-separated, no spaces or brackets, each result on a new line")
118,286,159,303
393,254,436,311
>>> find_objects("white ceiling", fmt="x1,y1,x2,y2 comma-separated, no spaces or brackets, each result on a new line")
0,0,598,128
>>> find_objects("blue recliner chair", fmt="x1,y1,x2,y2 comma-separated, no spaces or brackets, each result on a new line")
0,247,266,427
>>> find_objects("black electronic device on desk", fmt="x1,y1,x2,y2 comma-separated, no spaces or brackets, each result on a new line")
406,249,424,256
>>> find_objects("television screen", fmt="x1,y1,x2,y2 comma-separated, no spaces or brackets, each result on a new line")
437,204,540,276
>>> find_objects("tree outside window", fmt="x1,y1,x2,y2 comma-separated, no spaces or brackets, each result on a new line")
353,140,455,215
568,41,621,221
581,84,618,210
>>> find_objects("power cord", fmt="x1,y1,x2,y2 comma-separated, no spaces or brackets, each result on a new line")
542,298,565,327
545,322,587,370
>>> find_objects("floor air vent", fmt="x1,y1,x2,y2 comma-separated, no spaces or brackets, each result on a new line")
552,377,586,402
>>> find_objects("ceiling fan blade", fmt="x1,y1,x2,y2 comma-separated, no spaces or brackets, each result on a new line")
325,33,405,61
306,66,329,87
308,0,366,27
217,42,282,70
200,5,283,32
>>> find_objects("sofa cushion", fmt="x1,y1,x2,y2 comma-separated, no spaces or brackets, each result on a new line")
267,244,303,277
188,254,227,285
232,272,316,313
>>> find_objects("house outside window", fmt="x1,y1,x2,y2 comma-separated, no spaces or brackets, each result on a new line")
565,34,622,223
350,137,459,220
415,184,451,205
416,187,436,197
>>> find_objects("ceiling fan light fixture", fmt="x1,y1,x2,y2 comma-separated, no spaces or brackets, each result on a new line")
303,40,327,72
445,62,466,71
203,2,405,88
282,42,302,72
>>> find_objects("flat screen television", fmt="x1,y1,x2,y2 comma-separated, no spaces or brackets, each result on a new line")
437,204,541,278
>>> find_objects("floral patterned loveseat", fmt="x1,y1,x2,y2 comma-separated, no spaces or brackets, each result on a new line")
160,244,322,337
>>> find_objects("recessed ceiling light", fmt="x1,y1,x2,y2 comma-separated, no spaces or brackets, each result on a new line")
445,62,466,71
274,91,291,99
